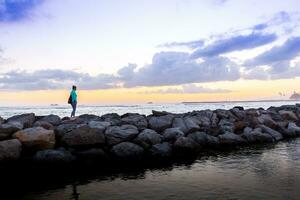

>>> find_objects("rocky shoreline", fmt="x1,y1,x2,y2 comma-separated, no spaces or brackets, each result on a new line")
1,104,300,166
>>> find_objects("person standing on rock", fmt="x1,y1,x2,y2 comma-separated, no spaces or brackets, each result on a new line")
68,85,78,118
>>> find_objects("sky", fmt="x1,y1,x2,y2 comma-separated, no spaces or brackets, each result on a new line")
0,0,300,105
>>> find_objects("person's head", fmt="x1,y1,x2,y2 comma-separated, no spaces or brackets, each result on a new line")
72,85,77,90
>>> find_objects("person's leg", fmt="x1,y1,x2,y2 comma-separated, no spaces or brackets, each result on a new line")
71,102,76,117
73,102,77,117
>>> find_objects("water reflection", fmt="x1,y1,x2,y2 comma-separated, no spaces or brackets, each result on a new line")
1,139,300,200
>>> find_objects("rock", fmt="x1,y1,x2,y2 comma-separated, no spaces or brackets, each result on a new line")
111,142,144,159
187,131,219,147
256,114,278,129
173,137,199,153
33,148,75,164
101,113,122,126
88,121,111,132
105,125,139,146
0,122,23,140
74,148,107,163
55,123,85,139
149,142,172,157
230,108,245,119
183,117,200,133
33,121,54,130
162,128,184,142
287,122,300,137
61,117,85,125
172,117,189,134
135,129,162,149
0,116,4,125
0,139,22,162
234,120,246,132
148,114,174,132
121,113,148,130
242,128,274,143
258,125,283,141
233,106,244,111
39,114,61,126
218,132,245,145
218,119,235,134
152,110,172,116
62,125,105,147
78,114,101,122
13,127,55,151
278,110,298,121
7,113,35,128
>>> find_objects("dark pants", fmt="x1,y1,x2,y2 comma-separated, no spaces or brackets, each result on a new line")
71,101,77,117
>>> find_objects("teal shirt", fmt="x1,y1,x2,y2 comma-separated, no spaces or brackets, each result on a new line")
71,90,77,102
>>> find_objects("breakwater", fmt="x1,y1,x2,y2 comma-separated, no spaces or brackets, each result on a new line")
1,104,300,165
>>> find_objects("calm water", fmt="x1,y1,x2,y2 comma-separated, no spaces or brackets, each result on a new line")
1,138,299,200
1,100,300,118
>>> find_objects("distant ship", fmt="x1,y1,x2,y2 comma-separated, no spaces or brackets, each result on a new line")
50,104,59,106
289,92,300,100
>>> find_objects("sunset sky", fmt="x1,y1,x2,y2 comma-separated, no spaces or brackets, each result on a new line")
1,0,300,105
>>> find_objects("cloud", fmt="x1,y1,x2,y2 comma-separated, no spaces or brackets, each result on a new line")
0,69,119,90
244,36,300,67
0,0,44,22
190,33,277,58
142,84,231,94
159,40,204,49
119,51,240,87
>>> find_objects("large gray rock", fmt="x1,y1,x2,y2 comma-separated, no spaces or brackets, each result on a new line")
187,131,219,147
62,125,105,147
173,137,199,152
242,128,274,143
13,127,55,151
0,139,22,162
34,148,75,164
287,122,300,137
218,119,235,134
39,114,61,126
7,113,35,128
101,113,122,126
88,121,111,132
121,113,148,130
105,125,139,146
258,125,283,141
257,114,277,129
149,142,172,157
33,121,54,130
0,116,4,125
162,128,184,142
55,123,85,138
148,114,174,132
218,132,245,145
0,122,23,140
78,114,101,122
278,110,298,121
135,129,162,149
172,117,189,134
183,117,200,133
111,142,144,159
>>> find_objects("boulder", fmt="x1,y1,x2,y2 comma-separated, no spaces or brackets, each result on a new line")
172,117,188,134
55,123,85,138
88,120,111,132
0,139,22,162
148,114,174,132
13,127,55,151
33,148,75,164
173,137,199,153
111,142,144,159
0,116,4,125
218,132,245,145
242,128,274,143
149,142,172,157
0,122,23,140
101,113,122,126
74,148,107,162
218,119,235,134
257,114,278,129
230,108,245,120
287,122,300,137
183,117,200,133
162,128,184,142
135,129,162,149
187,131,219,147
78,114,101,122
121,113,148,130
33,121,54,130
7,113,35,128
39,114,61,126
278,110,298,121
61,117,85,125
62,125,105,147
105,125,139,146
258,125,283,141
152,110,172,116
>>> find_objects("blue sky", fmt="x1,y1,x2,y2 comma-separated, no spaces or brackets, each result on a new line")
0,0,300,94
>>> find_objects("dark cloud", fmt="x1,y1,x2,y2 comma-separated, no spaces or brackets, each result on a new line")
0,0,44,23
244,36,300,67
190,33,277,58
